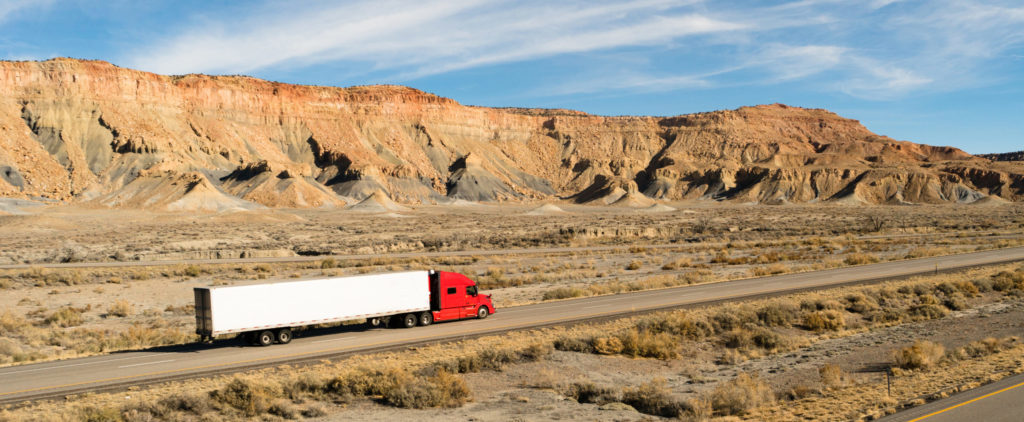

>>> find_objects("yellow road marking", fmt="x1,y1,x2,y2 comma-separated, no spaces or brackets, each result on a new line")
908,379,1024,422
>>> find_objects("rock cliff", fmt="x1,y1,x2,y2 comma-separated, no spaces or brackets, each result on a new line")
0,58,1020,209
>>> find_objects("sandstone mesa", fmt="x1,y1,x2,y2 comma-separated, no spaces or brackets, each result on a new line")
0,58,1021,210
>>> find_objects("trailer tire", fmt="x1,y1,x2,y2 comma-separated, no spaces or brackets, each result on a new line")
477,306,489,319
275,328,292,344
401,313,418,328
256,331,275,346
418,311,433,326
368,317,382,328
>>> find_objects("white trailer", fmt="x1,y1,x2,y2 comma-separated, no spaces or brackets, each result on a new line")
194,271,430,345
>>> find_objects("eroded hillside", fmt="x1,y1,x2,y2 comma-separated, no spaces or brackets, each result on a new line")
0,58,1021,210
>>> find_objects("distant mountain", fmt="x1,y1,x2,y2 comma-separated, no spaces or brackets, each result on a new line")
980,151,1024,162
0,58,1021,209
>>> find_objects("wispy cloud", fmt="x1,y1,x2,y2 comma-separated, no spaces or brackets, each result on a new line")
129,0,745,78
125,0,1024,102
0,0,51,24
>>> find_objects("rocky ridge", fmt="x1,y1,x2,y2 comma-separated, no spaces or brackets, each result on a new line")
0,58,1021,210
980,151,1024,162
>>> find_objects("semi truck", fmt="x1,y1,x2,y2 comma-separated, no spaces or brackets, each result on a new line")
193,270,495,346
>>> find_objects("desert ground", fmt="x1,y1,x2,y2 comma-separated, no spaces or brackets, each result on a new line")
1,201,1023,421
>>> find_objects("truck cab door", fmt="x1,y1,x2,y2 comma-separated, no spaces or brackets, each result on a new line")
438,285,463,321
462,285,480,318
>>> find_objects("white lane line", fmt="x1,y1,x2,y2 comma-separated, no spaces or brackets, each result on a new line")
312,337,356,344
0,354,162,376
118,359,175,369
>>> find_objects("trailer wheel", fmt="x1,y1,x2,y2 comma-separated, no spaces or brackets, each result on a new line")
368,317,382,328
418,311,433,326
275,328,292,344
477,306,489,319
256,331,275,346
401,313,418,328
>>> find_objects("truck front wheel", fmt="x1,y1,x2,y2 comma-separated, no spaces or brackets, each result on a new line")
256,331,275,346
477,306,489,319
401,313,418,328
275,328,292,344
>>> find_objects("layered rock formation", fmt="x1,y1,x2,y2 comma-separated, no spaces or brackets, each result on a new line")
0,58,1021,209
981,151,1024,162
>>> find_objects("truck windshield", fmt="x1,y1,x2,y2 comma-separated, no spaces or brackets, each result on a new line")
466,286,478,296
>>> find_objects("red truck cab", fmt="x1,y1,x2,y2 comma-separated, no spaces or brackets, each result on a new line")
430,270,495,322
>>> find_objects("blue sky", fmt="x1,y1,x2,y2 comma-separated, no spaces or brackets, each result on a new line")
1,0,1022,154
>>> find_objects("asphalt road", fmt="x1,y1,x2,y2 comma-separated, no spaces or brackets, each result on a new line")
880,372,1024,422
1,247,1023,405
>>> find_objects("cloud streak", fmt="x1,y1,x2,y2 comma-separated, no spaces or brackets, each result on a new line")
125,0,1024,102
0,0,51,24
128,0,747,77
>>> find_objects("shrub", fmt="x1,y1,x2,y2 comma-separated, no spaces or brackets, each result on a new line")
211,378,276,416
183,265,202,277
382,370,471,409
637,312,712,340
554,336,593,353
268,399,300,419
722,329,754,349
750,328,797,352
78,406,123,422
711,307,757,333
844,252,878,265
618,329,679,360
542,287,586,301
992,271,1024,291
566,382,619,404
893,340,945,370
843,293,877,314
749,263,788,276
320,258,337,269
0,338,27,363
592,336,624,355
45,306,84,327
942,293,968,311
954,281,980,297
757,302,800,327
1,310,26,333
622,379,685,418
661,257,692,270
107,300,134,318
626,260,643,270
950,337,1018,360
907,304,948,321
709,373,774,416
801,310,845,332
819,364,844,389
157,393,212,415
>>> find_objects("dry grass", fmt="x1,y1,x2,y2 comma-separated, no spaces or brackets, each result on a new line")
709,373,774,416
893,340,946,370
106,300,133,318
3,262,1023,421
753,342,1024,421
819,364,845,390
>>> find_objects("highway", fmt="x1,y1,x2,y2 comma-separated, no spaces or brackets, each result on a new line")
1,246,1023,405
880,372,1024,422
